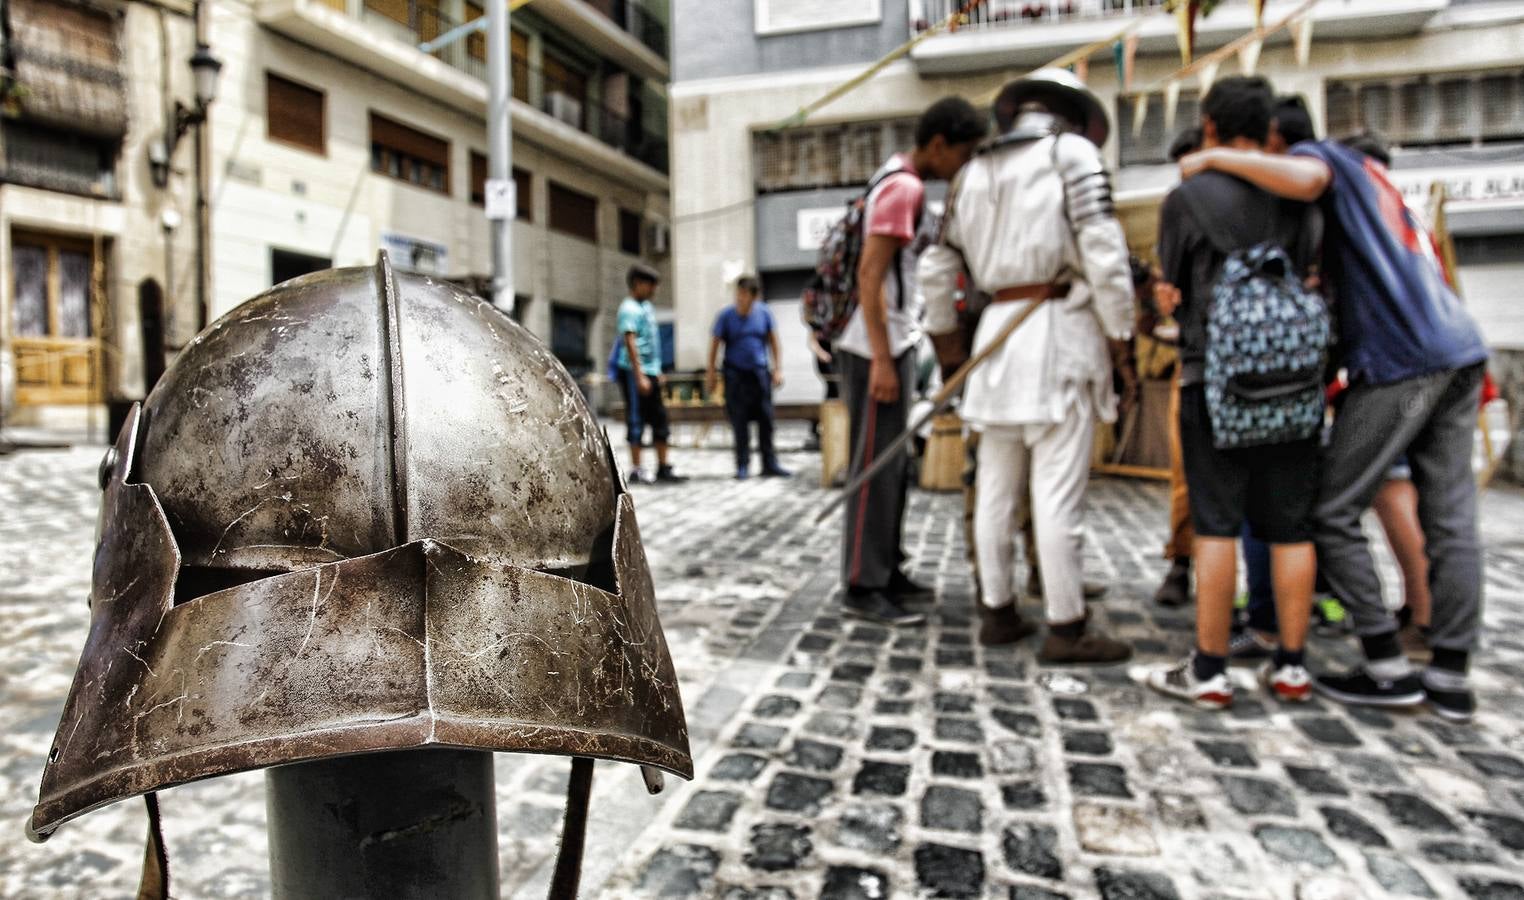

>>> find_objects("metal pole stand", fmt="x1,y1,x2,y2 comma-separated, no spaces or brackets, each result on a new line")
266,748,500,899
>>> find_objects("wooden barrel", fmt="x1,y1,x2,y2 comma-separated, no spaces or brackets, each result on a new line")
919,413,965,492
819,399,850,488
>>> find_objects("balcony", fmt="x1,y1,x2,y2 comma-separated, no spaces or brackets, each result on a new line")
579,0,668,60
517,0,668,81
257,0,668,187
908,0,1449,74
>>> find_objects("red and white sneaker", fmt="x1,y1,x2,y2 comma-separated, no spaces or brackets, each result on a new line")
1261,662,1312,702
1146,657,1234,710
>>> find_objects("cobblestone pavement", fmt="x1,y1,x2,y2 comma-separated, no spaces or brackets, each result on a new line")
3,426,1524,899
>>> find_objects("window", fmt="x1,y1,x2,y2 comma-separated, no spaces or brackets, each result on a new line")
753,117,919,193
0,121,118,197
1326,69,1524,148
462,3,529,98
1117,92,1202,167
271,248,331,286
550,304,590,374
548,181,598,242
370,113,450,194
266,73,325,155
619,209,642,255
469,152,533,221
542,52,589,129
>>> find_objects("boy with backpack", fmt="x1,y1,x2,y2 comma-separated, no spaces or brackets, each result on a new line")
1144,77,1327,709
1179,125,1489,723
812,96,987,627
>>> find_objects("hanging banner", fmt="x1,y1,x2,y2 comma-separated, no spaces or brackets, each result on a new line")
1133,93,1149,138
1293,14,1314,67
1164,80,1183,133
1123,32,1139,91
1174,0,1201,65
1238,37,1263,75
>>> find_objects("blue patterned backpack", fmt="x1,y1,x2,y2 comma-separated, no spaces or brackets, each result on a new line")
1203,243,1331,450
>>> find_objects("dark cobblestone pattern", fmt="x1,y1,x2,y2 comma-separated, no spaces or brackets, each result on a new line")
7,438,1524,898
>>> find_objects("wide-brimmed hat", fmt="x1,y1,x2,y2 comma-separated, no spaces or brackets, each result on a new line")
995,68,1110,148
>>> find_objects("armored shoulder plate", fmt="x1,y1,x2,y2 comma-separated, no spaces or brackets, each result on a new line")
1053,132,1117,228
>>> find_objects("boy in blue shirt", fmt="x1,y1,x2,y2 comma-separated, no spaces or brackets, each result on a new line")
1181,133,1488,722
706,275,790,480
615,263,685,484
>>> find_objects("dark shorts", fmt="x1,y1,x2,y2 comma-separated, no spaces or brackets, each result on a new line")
1179,383,1318,544
620,366,670,447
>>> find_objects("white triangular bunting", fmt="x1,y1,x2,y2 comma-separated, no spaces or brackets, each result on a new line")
1163,80,1182,133
1238,38,1263,75
1293,15,1314,67
1132,93,1149,138
1197,60,1220,93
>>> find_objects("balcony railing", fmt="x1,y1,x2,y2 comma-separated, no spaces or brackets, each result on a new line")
911,0,1169,33
579,0,668,59
359,0,667,172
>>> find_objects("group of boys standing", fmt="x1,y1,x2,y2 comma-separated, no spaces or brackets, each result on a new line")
828,71,1488,723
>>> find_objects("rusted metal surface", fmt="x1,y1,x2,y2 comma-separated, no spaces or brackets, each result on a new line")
137,259,616,574
30,254,690,842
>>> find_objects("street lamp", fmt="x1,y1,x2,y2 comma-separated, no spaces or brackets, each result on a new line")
150,43,222,188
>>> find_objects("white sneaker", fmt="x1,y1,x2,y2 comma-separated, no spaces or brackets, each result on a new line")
1260,661,1312,703
1146,656,1234,710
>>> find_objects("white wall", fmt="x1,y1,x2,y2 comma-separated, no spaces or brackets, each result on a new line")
207,0,671,357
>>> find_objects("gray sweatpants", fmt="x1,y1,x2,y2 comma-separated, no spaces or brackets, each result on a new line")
1315,363,1485,652
839,349,916,593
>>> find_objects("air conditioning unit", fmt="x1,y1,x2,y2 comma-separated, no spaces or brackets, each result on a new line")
546,92,584,129
649,222,669,256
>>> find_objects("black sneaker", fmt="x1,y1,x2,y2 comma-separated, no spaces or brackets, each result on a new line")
1313,667,1424,707
654,465,687,483
1421,671,1476,724
843,590,926,627
1228,628,1276,662
887,570,935,603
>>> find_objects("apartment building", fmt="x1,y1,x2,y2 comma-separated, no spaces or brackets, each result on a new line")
668,0,1524,381
0,0,202,427
1,0,673,430
216,0,674,380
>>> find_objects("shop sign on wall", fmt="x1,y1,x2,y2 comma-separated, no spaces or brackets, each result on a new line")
381,232,449,275
756,0,881,35
796,207,846,252
1390,164,1524,207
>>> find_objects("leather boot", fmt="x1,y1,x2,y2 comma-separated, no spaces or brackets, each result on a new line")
979,603,1038,646
1039,618,1132,665
1153,557,1192,608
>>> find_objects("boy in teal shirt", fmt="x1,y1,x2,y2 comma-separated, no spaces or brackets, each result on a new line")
615,264,684,483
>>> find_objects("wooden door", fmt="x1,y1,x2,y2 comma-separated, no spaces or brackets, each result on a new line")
10,231,104,405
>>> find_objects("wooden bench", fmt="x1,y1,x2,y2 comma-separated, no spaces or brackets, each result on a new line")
605,373,823,449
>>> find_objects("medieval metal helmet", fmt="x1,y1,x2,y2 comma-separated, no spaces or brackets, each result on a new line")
28,253,691,841
993,67,1111,148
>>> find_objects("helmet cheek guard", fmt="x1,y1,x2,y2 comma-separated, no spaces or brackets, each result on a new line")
29,254,691,845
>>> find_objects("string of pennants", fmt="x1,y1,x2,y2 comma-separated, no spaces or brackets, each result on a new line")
778,0,1323,135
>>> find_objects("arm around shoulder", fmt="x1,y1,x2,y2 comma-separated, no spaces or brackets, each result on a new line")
1187,148,1331,203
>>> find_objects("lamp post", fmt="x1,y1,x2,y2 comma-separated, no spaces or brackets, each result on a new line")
150,43,222,189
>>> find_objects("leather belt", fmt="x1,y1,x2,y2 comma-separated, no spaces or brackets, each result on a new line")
992,282,1069,303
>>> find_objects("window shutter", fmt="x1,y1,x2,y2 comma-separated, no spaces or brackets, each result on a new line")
549,181,598,242
267,73,325,154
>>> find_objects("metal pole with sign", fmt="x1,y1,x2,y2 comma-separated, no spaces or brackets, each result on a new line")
486,0,516,315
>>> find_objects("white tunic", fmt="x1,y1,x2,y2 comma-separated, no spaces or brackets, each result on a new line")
919,128,1134,428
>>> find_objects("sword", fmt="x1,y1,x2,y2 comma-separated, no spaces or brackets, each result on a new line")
815,294,1051,524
